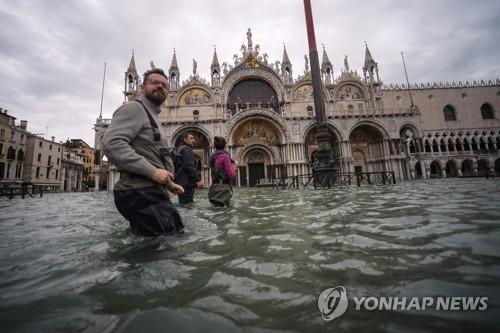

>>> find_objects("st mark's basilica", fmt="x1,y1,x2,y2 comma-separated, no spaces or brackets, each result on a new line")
94,29,500,189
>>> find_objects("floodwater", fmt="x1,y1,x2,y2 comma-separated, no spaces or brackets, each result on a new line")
1,179,500,333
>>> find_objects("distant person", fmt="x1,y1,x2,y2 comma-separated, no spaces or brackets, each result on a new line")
102,68,185,236
175,133,203,204
208,136,237,207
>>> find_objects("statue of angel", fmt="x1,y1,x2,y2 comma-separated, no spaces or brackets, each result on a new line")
263,53,269,64
254,44,260,55
275,60,281,74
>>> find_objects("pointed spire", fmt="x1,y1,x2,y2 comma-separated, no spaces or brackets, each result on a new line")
127,50,137,74
169,49,178,70
321,44,333,85
321,44,332,67
124,51,139,102
282,44,291,65
211,46,220,70
280,44,293,84
364,42,375,67
168,49,180,91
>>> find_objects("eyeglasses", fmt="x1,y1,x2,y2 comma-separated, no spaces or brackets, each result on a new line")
147,80,168,89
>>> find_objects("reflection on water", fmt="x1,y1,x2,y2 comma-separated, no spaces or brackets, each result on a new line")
1,179,500,332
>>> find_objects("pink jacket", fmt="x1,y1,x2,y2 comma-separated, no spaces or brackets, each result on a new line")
214,153,236,180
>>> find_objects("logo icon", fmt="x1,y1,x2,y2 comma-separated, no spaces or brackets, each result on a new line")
318,286,348,321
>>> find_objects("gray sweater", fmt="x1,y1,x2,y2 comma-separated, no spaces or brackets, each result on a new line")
102,95,172,191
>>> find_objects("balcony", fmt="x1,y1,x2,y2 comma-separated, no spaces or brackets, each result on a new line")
286,107,421,119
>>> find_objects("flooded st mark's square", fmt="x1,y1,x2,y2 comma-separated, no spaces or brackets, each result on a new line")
1,178,500,332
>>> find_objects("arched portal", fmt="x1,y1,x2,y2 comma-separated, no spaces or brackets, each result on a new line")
304,125,340,164
461,159,473,177
415,161,423,178
349,124,386,173
477,159,490,177
430,160,443,178
238,145,275,186
231,117,284,185
445,160,458,177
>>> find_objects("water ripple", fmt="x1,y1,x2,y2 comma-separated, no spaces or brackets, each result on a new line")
1,179,499,332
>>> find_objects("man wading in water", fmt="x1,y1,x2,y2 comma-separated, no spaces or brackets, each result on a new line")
102,68,185,236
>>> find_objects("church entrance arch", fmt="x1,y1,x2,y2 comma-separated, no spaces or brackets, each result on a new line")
304,125,341,164
239,145,274,186
231,116,284,186
348,124,387,173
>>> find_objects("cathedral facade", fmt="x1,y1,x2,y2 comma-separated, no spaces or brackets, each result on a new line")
94,30,500,189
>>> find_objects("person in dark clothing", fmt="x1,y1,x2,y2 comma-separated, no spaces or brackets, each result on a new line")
175,133,203,204
102,68,185,237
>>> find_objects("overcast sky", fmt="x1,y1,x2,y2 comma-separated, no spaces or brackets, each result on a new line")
1,0,499,146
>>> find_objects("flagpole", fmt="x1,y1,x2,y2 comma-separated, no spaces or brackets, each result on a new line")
99,62,107,119
303,0,336,188
401,52,414,107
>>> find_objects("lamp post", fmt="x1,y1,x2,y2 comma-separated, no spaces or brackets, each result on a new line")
303,0,337,187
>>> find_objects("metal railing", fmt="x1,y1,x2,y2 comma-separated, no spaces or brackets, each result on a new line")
271,171,396,189
0,183,44,199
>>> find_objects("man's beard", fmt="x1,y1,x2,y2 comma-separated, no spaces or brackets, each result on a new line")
146,90,166,106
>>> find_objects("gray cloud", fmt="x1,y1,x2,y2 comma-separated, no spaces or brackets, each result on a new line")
0,0,498,146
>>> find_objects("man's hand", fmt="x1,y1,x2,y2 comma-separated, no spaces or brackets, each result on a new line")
167,181,184,195
196,180,204,189
151,168,174,184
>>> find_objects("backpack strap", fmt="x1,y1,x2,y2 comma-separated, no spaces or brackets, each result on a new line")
135,100,161,142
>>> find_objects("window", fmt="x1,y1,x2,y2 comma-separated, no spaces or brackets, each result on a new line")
15,164,21,178
7,147,16,160
55,170,59,179
37,153,42,162
58,147,60,152
443,105,456,121
36,167,40,178
39,141,43,148
0,143,3,155
481,103,494,119
57,158,60,165
0,129,5,137
48,156,52,166
193,110,200,121
49,144,52,150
